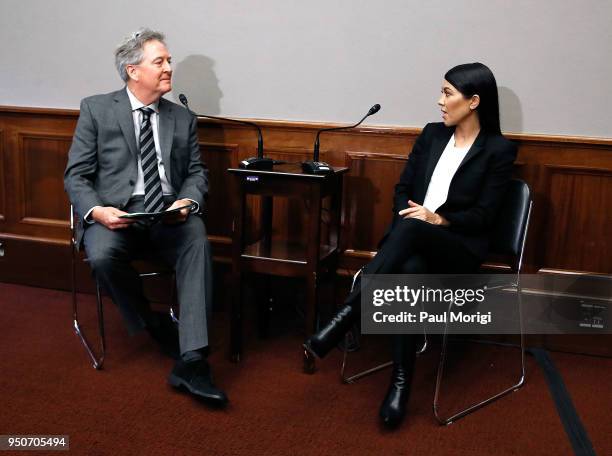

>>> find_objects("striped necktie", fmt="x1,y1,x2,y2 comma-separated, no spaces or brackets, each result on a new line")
138,107,164,213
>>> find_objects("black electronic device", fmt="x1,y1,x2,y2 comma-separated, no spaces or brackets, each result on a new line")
178,94,274,170
302,104,381,175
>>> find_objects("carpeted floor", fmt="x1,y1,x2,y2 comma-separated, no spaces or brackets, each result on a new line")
0,282,610,455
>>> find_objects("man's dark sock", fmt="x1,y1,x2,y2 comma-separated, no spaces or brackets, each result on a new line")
181,347,209,364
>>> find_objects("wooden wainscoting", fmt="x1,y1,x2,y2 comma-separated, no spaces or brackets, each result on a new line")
1,105,611,356
1,105,611,288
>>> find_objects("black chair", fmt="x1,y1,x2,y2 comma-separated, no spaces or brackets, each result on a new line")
433,178,532,424
70,205,178,370
339,179,532,423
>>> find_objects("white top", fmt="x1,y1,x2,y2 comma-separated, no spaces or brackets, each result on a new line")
126,87,173,197
422,134,470,212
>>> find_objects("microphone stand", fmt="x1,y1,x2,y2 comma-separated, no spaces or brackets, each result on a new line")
179,94,274,170
303,104,381,175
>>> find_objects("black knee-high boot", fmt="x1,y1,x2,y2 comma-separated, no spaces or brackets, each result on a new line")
379,334,417,428
303,244,418,359
303,229,426,360
303,285,361,359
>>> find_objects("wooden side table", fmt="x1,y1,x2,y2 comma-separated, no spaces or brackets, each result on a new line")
228,164,348,373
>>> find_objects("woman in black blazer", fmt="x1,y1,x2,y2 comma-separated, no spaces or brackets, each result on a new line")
304,62,517,428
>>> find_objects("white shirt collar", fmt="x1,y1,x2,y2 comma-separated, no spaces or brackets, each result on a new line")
125,86,159,114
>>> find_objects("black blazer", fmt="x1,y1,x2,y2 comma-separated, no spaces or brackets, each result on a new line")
387,122,517,260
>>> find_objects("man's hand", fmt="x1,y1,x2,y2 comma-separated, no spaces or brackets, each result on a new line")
163,198,194,224
91,206,135,230
398,200,449,226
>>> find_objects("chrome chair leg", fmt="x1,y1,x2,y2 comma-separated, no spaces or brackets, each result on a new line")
139,271,179,324
340,333,427,384
169,274,179,324
71,243,106,370
339,267,427,383
432,279,525,425
433,190,531,424
341,353,392,384
169,307,179,324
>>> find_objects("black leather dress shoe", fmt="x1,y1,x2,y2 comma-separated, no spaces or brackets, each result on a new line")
379,366,411,429
146,312,180,360
303,305,356,359
168,359,228,406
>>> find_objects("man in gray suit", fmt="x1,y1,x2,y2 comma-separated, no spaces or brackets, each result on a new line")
64,29,227,406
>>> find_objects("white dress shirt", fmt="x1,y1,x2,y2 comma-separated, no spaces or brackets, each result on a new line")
84,88,181,222
422,134,470,213
126,87,174,197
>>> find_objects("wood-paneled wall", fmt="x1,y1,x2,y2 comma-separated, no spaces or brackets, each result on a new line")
1,105,611,357
1,105,611,288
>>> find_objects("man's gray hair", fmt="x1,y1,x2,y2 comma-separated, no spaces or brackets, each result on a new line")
114,28,166,82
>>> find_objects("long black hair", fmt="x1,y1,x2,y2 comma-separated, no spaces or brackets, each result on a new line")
444,63,501,134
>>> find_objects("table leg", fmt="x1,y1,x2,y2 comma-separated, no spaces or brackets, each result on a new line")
303,270,319,374
303,348,316,374
257,275,273,339
230,272,243,363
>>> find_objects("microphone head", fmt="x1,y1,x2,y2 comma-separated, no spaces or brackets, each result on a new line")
178,93,189,107
368,104,381,116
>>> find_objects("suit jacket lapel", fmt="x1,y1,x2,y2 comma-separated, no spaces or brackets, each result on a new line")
158,98,175,186
113,89,138,160
456,129,486,172
423,126,453,191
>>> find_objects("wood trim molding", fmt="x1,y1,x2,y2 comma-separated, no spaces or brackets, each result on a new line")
0,128,5,222
539,164,612,272
16,130,75,142
343,249,377,259
345,150,409,161
203,119,612,146
0,105,79,118
505,132,612,147
208,235,232,245
1,104,610,146
0,232,70,246
199,141,240,149
16,130,73,228
19,217,69,228
543,164,612,175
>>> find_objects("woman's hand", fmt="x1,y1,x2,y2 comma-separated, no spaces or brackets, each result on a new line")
398,200,449,226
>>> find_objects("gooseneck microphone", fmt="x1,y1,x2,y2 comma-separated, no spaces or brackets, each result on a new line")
303,104,381,175
178,94,274,170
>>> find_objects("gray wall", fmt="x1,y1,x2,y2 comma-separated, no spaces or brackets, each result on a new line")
1,0,611,137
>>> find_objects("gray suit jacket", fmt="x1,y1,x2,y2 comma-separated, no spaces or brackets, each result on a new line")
64,88,208,244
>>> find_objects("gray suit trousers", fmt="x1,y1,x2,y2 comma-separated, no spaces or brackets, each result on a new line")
83,197,212,354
